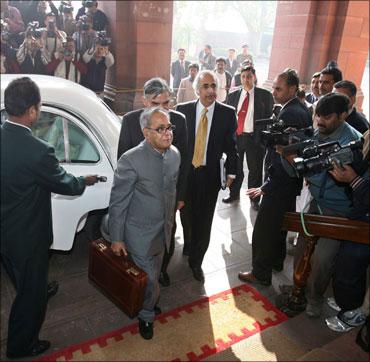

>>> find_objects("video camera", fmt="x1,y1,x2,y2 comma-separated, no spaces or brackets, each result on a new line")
292,139,363,176
83,0,95,8
59,1,74,14
256,118,314,147
77,15,90,31
96,30,111,46
26,21,44,39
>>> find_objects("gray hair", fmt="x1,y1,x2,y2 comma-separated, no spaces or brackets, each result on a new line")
143,77,171,98
193,70,218,92
139,107,170,130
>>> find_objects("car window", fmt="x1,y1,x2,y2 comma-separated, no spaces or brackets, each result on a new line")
1,109,100,163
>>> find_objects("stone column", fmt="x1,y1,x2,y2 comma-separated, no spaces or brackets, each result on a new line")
265,0,369,110
99,1,173,114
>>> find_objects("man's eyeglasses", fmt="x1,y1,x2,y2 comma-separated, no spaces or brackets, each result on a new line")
146,124,176,134
201,83,217,90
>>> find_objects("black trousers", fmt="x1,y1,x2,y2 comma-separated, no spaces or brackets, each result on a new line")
333,241,370,311
230,134,264,201
160,212,177,274
2,246,49,355
252,192,296,282
182,167,219,268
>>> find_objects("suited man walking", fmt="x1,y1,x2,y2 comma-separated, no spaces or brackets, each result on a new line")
1,77,98,359
223,65,274,209
171,48,190,95
225,48,238,77
109,108,180,340
117,77,188,287
176,70,238,282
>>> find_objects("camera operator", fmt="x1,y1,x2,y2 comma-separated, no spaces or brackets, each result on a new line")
1,19,20,74
283,93,363,319
16,22,50,74
73,14,96,57
56,1,76,37
46,37,86,83
42,12,67,63
1,0,25,47
76,1,107,32
238,68,312,286
82,32,114,97
324,130,369,338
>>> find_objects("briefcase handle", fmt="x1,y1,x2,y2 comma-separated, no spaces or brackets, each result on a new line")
95,239,141,277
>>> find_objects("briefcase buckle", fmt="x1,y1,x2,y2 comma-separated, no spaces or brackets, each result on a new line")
97,242,107,252
126,267,139,276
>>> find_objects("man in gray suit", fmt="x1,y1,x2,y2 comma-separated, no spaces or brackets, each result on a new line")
108,107,180,340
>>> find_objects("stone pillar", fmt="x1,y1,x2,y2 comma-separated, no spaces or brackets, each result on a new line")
265,0,369,110
99,1,173,114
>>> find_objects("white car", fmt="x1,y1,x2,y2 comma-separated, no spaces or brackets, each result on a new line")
1,74,121,250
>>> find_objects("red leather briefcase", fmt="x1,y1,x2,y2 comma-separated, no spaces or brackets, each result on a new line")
88,238,148,318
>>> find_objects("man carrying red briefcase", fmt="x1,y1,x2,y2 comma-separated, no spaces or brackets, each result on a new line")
106,108,180,340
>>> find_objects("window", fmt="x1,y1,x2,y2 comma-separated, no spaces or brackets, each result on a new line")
1,109,99,163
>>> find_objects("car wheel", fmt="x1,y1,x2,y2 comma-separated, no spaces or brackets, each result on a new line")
84,209,107,241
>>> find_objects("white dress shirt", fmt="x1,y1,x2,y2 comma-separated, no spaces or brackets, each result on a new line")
237,87,255,133
215,71,227,102
195,101,215,166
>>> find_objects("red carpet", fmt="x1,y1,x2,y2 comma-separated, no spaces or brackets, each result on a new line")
37,284,288,361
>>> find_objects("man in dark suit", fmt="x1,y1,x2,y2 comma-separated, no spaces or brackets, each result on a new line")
117,77,188,287
198,44,217,71
238,68,312,286
1,77,98,359
171,48,190,95
334,80,369,134
176,70,238,282
225,48,238,76
223,65,274,209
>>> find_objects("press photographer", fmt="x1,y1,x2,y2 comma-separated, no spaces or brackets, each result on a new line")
1,18,20,73
16,21,50,74
46,37,86,83
57,1,76,36
238,68,312,287
76,0,108,31
82,31,114,96
1,0,24,47
42,12,67,61
73,14,96,57
282,92,363,319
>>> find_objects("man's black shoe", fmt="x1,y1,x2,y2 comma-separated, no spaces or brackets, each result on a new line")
154,305,162,315
158,272,170,287
190,266,204,282
222,196,240,204
251,201,260,211
7,340,51,359
138,318,153,340
47,281,59,300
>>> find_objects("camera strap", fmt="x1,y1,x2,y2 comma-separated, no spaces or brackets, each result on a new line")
300,198,323,237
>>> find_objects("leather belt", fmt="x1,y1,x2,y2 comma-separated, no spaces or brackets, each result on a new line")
240,132,253,136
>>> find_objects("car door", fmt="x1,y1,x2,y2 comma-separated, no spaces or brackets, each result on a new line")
1,106,114,250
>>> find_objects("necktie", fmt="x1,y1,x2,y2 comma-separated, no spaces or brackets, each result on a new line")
192,108,208,168
236,92,249,135
181,60,184,72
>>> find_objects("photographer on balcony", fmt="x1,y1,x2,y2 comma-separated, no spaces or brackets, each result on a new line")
76,0,107,32
82,31,114,97
238,68,312,287
16,22,50,74
46,37,86,83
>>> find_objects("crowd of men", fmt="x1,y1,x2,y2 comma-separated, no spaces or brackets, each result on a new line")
1,20,370,361
1,0,114,96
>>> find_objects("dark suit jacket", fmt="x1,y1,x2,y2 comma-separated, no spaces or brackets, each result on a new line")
171,59,191,90
226,86,274,142
1,122,86,263
176,100,238,189
117,108,188,201
346,108,369,135
225,59,238,76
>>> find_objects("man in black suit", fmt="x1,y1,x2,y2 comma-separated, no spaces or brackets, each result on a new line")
176,70,238,282
117,77,188,287
334,80,369,134
1,77,98,359
225,48,238,76
238,68,312,286
171,48,190,95
223,65,274,209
